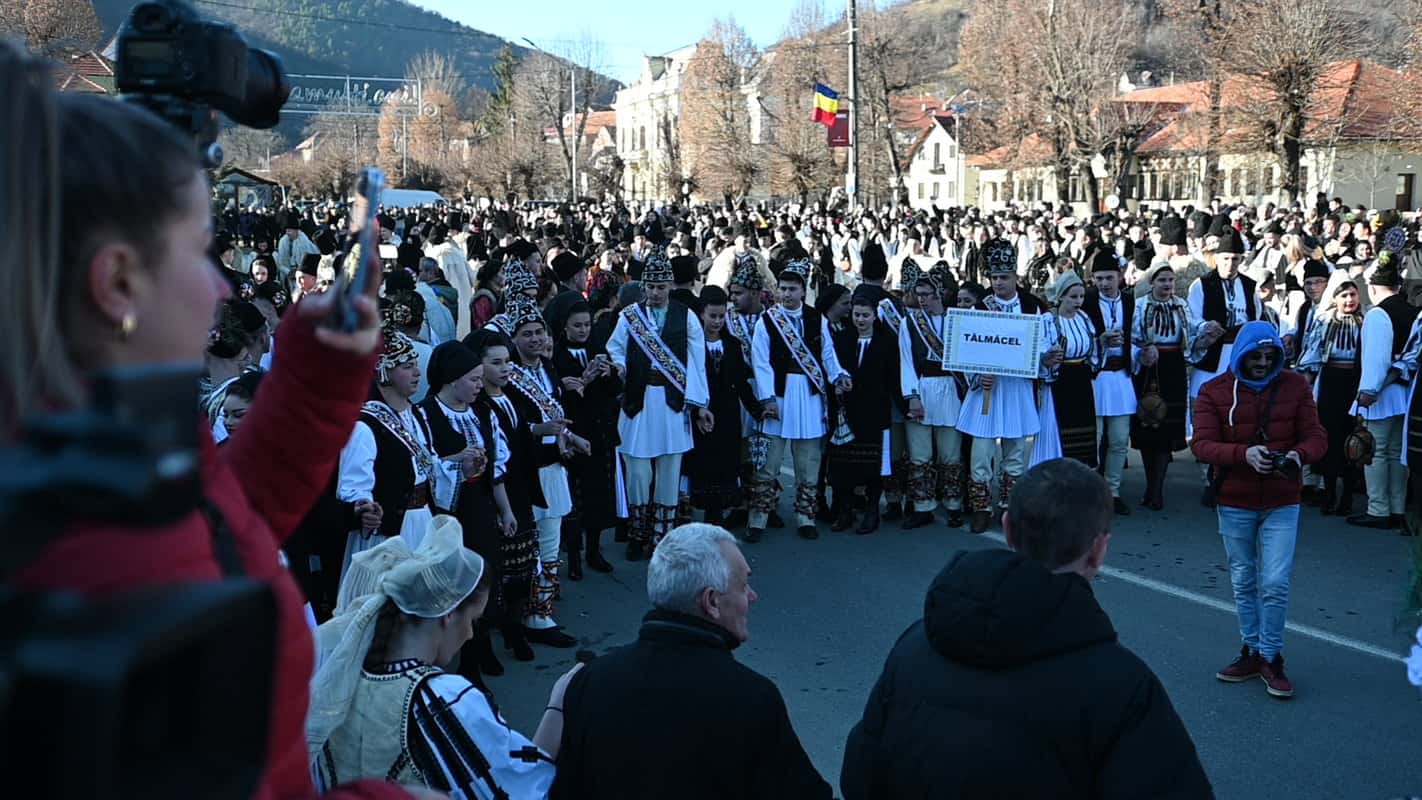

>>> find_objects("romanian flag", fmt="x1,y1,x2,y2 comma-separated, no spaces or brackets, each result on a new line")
812,83,839,127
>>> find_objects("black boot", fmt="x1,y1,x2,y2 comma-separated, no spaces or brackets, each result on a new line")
1334,473,1356,516
614,519,629,542
566,524,584,582
501,621,534,662
1320,477,1338,516
584,527,613,573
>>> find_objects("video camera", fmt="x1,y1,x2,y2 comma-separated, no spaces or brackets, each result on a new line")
115,0,291,167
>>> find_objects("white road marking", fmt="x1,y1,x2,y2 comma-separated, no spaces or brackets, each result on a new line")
774,464,1408,663
978,532,1407,665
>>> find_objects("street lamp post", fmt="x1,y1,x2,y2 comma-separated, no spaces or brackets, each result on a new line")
523,37,578,202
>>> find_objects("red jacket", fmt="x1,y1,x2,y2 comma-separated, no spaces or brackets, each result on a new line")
14,310,409,800
1190,370,1327,510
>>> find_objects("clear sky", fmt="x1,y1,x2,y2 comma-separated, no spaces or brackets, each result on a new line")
411,0,837,84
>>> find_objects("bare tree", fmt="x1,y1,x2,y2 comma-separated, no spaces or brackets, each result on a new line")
1220,0,1368,205
961,0,1141,209
680,18,764,204
763,0,846,205
218,127,285,173
5,0,102,56
301,101,381,199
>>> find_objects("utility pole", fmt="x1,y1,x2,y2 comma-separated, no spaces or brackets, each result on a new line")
847,0,860,210
524,37,578,202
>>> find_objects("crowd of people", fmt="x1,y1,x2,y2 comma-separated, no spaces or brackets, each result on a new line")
9,33,1422,798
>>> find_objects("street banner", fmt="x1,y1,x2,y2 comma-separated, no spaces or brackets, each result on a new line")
942,308,1044,379
828,110,850,147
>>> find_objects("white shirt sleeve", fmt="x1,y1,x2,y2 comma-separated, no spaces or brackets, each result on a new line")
753,314,776,402
898,316,919,399
819,317,847,383
606,313,630,371
415,674,555,799
336,422,376,503
492,419,510,481
684,308,710,408
1186,279,1206,327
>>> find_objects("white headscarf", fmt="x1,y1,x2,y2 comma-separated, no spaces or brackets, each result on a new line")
305,515,483,762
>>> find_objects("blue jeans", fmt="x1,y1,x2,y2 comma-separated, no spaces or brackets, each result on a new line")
1217,505,1300,660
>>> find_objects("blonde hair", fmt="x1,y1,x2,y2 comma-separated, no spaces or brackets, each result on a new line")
0,41,199,435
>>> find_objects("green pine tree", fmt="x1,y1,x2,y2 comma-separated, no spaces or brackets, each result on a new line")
483,43,518,135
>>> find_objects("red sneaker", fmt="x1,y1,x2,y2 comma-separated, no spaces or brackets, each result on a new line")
1259,655,1295,698
1215,645,1263,682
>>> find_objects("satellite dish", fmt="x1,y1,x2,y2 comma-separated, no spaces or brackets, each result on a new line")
1105,194,1121,210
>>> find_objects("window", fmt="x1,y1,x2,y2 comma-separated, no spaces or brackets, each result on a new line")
1299,165,1310,194
933,142,941,167
947,181,957,199
990,183,999,202
948,144,957,159
931,182,940,199
1262,166,1275,195
1148,172,1159,200
1137,172,1147,198
638,126,646,150
917,182,925,199
1035,180,1045,201
1069,174,1082,203
1245,168,1257,196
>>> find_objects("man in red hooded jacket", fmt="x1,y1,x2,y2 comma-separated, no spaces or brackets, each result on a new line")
1192,320,1326,700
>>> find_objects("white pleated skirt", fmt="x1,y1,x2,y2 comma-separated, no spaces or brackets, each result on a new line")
534,463,573,521
956,377,1041,439
617,386,693,458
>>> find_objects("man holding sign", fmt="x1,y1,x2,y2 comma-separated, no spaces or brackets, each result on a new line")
749,257,853,542
955,239,1048,533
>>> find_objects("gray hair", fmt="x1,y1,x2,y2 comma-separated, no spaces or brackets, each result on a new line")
647,523,737,615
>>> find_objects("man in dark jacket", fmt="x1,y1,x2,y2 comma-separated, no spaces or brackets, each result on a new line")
841,459,1213,800
552,523,832,800
1192,321,1326,699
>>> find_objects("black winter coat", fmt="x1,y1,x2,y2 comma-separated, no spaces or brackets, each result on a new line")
841,549,1213,800
552,609,833,800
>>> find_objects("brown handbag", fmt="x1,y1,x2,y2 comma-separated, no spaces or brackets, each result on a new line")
1344,415,1375,467
1136,369,1168,428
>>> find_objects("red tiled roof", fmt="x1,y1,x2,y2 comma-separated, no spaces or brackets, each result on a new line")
968,134,1054,168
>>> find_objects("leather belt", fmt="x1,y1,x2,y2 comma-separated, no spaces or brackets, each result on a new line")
1325,359,1359,368
1062,358,1088,365
1103,356,1128,371
1154,345,1181,353
408,481,431,509
647,371,669,387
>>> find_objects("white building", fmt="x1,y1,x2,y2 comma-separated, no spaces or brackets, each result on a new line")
902,114,976,211
613,45,697,202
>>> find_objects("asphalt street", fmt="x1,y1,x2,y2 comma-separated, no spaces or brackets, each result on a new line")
490,455,1422,799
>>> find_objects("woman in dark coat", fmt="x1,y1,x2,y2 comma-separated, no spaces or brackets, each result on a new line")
418,340,521,683
546,292,621,579
828,291,900,533
687,286,761,525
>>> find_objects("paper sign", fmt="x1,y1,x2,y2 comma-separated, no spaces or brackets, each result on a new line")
942,308,1044,379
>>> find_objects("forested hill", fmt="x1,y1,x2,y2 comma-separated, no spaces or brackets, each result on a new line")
92,0,523,89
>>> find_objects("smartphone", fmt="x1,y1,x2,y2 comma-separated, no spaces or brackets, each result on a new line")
329,167,386,333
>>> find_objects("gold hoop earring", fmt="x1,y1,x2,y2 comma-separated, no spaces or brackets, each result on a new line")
120,313,138,341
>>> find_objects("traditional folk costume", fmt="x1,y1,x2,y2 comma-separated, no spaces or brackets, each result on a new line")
726,259,768,523
897,262,966,528
417,341,529,679
335,328,442,579
1130,264,1197,511
690,323,760,523
1296,271,1365,515
749,258,851,540
547,295,621,578
1347,259,1415,528
829,305,897,534
1081,253,1138,510
1034,272,1103,469
605,250,711,558
1186,230,1262,404
852,274,911,517
1395,309,1422,535
503,298,578,643
957,239,1045,533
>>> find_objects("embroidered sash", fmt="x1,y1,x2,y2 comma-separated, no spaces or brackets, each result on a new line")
766,307,826,394
509,364,565,421
362,401,435,479
878,298,904,331
622,304,689,395
727,310,755,364
908,309,946,362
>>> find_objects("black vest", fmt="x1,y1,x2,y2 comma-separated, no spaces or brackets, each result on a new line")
1198,271,1259,372
1379,294,1417,358
623,301,690,417
763,305,826,396
418,399,497,511
906,311,950,378
1081,288,1134,371
357,407,433,537
506,359,566,468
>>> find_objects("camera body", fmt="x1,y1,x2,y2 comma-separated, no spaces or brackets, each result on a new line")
1266,450,1301,481
115,0,290,166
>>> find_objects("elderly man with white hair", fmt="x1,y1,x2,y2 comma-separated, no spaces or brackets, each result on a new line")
550,524,832,800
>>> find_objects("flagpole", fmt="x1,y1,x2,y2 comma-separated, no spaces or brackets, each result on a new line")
847,0,859,210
